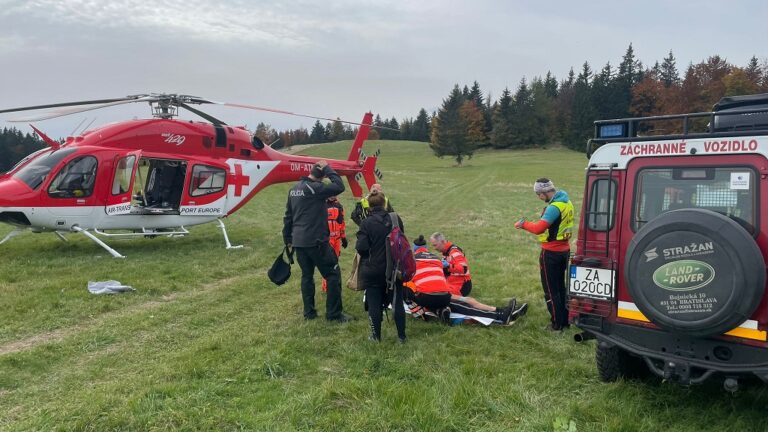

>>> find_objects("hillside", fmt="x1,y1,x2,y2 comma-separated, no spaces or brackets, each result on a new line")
0,141,766,431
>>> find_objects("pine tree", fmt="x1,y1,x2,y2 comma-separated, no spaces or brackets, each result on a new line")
309,120,327,143
544,71,559,98
510,78,536,147
399,118,413,140
615,43,643,117
660,50,680,88
591,62,616,119
430,85,474,165
553,68,576,145
467,81,491,141
569,62,597,150
530,76,556,146
745,56,762,88
459,100,484,152
490,88,513,149
328,119,345,142
0,127,45,172
412,108,430,142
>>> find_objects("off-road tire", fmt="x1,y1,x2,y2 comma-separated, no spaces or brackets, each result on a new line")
596,342,647,382
624,209,765,337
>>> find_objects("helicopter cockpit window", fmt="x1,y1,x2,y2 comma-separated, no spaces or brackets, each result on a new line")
48,156,98,198
190,165,226,197
112,155,136,195
13,148,77,190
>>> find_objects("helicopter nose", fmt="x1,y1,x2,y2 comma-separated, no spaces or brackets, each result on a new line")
0,177,26,208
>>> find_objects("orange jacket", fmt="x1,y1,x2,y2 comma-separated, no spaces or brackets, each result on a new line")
406,246,460,296
442,242,471,293
327,202,346,240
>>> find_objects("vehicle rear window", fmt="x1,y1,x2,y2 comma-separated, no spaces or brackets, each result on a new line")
588,178,617,231
634,167,757,234
13,148,77,190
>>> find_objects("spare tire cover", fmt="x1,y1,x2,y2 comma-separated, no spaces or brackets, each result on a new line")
625,209,765,337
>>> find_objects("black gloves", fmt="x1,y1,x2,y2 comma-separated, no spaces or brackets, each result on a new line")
341,238,348,249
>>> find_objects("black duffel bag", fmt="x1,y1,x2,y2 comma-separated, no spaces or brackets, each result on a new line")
268,246,294,286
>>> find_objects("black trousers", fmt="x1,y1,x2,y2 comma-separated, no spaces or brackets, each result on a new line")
539,249,570,329
295,243,343,320
460,280,473,296
409,291,501,321
363,271,405,340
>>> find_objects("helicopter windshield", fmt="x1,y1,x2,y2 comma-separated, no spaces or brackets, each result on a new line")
7,147,50,174
13,148,77,190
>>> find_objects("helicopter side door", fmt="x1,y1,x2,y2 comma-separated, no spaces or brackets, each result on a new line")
179,162,228,217
105,151,141,215
44,152,99,217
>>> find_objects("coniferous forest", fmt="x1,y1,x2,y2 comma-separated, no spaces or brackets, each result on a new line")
3,45,768,170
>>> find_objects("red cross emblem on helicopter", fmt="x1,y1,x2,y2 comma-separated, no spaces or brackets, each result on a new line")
231,164,250,197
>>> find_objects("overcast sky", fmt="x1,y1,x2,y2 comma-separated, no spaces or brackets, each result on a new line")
1,0,766,139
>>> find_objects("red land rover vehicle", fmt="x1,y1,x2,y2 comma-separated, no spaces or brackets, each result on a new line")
570,94,768,391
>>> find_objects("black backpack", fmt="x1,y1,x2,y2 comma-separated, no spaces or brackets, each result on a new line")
268,246,294,285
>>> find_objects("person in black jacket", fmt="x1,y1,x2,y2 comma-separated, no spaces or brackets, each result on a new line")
283,160,354,322
355,191,406,343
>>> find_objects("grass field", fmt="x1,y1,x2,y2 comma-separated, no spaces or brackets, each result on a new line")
1,141,768,431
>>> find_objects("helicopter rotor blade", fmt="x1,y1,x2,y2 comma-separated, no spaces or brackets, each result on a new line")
216,102,399,131
7,96,153,122
0,95,149,115
178,102,227,126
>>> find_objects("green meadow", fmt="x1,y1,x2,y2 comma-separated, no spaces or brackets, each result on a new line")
1,141,767,431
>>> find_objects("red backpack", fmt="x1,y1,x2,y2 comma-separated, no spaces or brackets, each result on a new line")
385,212,417,287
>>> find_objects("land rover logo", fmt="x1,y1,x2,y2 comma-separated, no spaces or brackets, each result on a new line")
644,247,659,262
652,260,715,292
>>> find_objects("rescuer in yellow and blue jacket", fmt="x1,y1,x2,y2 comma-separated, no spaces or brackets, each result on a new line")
515,178,574,331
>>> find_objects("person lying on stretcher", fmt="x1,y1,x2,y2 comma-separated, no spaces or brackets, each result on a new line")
404,235,528,325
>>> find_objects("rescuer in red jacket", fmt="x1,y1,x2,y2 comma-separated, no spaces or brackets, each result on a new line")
322,195,347,293
429,232,473,296
406,235,528,324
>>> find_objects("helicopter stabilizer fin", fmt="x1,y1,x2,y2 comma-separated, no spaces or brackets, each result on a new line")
29,124,60,150
346,112,373,162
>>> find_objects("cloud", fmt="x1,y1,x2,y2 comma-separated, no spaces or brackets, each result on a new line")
1,0,317,46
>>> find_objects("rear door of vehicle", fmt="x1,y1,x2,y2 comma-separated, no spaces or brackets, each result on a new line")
618,154,766,325
569,166,623,318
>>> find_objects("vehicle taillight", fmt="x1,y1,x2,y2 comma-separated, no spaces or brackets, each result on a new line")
569,296,612,319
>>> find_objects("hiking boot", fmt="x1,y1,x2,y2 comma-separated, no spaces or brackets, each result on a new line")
398,337,407,344
304,311,318,320
545,322,569,332
368,334,381,342
499,307,513,325
438,307,451,324
510,303,529,322
506,298,517,313
328,313,355,323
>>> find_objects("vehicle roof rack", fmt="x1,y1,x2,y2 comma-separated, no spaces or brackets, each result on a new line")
586,93,768,157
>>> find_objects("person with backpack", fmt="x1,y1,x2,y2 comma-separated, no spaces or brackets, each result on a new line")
282,160,354,323
406,235,528,325
355,191,407,343
429,232,473,296
350,183,394,226
322,195,347,293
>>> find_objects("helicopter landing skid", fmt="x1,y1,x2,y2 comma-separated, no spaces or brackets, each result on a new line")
0,227,26,245
217,219,243,250
71,226,126,259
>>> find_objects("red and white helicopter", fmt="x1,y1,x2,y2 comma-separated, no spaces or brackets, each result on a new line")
0,94,382,257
